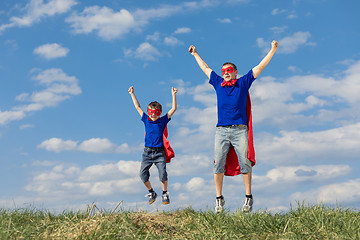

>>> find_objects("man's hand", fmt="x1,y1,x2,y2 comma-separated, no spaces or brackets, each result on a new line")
171,87,178,96
188,45,197,55
271,40,279,51
128,86,134,94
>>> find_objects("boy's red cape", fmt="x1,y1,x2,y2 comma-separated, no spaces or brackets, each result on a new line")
224,93,256,176
163,125,175,163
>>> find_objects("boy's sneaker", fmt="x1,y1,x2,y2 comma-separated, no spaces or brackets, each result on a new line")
215,197,225,213
145,192,157,205
242,197,253,213
162,192,170,205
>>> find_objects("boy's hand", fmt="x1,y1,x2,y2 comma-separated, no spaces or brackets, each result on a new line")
128,86,134,94
172,87,178,95
188,45,197,55
271,40,279,51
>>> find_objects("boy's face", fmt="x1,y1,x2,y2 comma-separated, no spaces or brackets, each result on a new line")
147,107,161,121
221,64,238,81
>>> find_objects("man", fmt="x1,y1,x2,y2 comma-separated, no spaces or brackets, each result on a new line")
189,40,278,212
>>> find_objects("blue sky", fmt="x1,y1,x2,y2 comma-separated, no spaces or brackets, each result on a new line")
1,0,359,213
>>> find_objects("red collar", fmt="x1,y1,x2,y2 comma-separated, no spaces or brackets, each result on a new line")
221,79,238,87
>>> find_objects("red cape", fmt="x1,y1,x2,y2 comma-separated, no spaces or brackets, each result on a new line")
163,125,175,163
224,93,256,176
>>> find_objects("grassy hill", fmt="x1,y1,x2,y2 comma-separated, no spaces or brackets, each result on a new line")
1,203,359,239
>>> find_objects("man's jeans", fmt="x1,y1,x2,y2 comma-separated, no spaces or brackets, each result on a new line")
140,147,167,183
214,125,252,174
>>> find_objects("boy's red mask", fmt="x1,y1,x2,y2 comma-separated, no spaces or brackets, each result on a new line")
148,108,161,116
222,66,234,75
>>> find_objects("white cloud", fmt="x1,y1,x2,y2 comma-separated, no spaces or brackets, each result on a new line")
78,138,130,153
256,122,360,164
271,8,287,15
257,31,314,54
33,43,69,59
0,68,81,125
146,32,160,42
218,18,232,23
64,1,242,40
164,36,183,46
66,6,135,41
291,178,360,204
0,0,77,32
124,42,161,61
38,137,130,154
251,60,360,127
174,27,191,34
19,124,35,130
37,138,78,152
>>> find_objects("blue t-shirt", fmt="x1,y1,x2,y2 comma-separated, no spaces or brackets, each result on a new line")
209,70,255,126
141,113,171,148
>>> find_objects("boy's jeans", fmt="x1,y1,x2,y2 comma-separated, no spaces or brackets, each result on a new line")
140,147,167,183
214,125,252,174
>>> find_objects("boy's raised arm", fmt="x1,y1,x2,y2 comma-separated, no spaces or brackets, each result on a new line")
189,45,213,79
167,87,177,118
128,86,144,116
252,40,279,79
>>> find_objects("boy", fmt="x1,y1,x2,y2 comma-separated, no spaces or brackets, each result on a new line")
128,86,177,205
188,40,278,213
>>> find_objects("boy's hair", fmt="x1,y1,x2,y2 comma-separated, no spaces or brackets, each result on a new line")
222,62,237,71
148,101,162,111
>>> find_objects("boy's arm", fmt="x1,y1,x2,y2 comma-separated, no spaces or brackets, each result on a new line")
252,40,279,79
128,86,144,116
189,45,213,79
167,87,177,118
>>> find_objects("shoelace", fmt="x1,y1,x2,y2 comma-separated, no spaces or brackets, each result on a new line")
145,193,154,198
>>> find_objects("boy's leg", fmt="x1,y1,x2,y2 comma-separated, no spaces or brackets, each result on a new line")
140,148,158,204
161,180,168,192
214,127,230,197
214,173,224,197
231,125,254,212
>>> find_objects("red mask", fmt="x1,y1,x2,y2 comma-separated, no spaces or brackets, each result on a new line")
147,108,161,116
222,66,234,75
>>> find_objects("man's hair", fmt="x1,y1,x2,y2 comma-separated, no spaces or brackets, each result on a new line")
148,101,162,111
222,62,237,71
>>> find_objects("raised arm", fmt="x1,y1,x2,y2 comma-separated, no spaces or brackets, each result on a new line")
128,86,143,116
167,87,177,118
252,40,279,79
189,45,213,79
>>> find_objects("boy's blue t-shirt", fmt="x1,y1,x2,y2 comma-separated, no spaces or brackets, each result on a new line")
209,70,255,126
141,113,171,148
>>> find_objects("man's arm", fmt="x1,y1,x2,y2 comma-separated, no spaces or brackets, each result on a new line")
167,87,177,118
189,45,213,79
252,40,279,79
128,86,144,116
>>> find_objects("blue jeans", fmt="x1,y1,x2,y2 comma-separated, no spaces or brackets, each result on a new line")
214,125,252,174
140,147,168,183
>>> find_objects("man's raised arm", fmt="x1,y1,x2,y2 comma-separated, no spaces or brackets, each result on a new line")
252,40,279,79
189,45,212,79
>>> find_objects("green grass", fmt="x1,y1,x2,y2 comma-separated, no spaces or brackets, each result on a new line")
0,203,359,239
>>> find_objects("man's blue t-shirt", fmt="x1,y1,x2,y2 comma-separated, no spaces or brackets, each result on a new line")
209,70,255,126
141,113,171,148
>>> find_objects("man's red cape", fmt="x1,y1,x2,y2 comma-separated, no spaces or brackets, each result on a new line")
163,125,175,163
224,93,256,176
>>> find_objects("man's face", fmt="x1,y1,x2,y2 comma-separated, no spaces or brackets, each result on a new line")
147,107,161,121
221,64,238,81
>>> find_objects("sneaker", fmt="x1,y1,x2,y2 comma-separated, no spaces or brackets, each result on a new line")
145,192,157,205
162,192,170,205
215,197,225,213
242,197,253,213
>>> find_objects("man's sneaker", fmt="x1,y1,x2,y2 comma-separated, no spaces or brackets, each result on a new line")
215,197,225,213
145,192,157,205
162,192,170,205
242,197,253,212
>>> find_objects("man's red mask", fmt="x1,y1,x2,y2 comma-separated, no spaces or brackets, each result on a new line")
147,108,161,116
222,66,234,75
